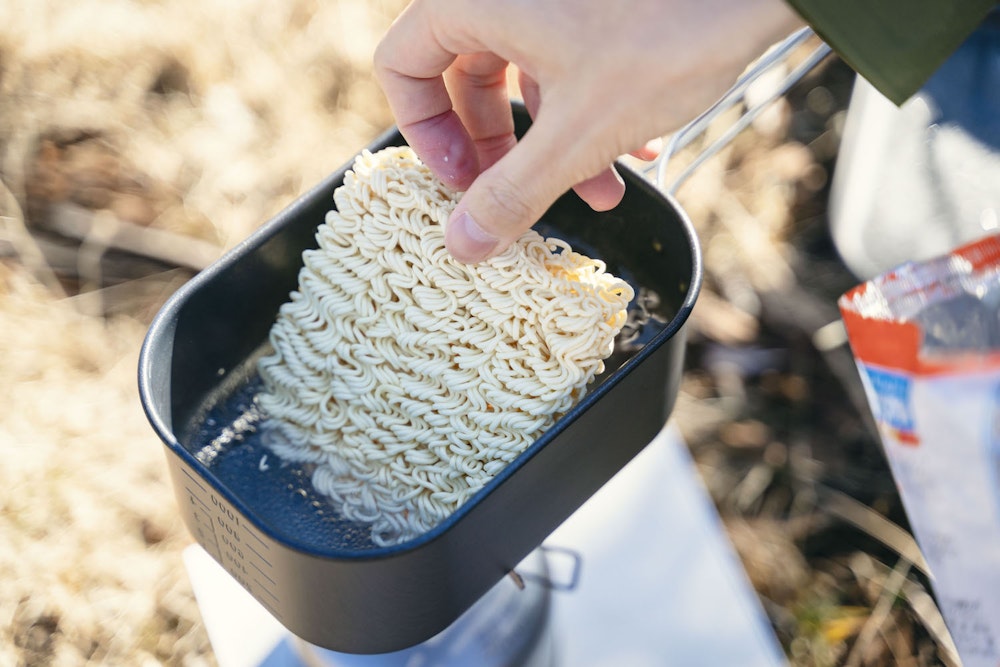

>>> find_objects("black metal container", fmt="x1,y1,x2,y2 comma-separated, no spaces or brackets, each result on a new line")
138,104,702,654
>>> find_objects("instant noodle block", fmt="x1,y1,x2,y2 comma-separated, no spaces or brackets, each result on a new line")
257,146,634,547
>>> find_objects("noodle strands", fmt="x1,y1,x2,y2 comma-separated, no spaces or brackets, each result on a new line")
258,147,633,546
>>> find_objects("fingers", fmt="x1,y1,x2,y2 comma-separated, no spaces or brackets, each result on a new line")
572,167,626,212
519,69,625,216
445,53,518,172
631,137,662,161
446,153,623,267
376,2,635,264
517,69,541,119
445,107,609,263
373,1,479,190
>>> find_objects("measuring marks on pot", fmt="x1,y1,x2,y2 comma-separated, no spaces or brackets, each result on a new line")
177,465,283,619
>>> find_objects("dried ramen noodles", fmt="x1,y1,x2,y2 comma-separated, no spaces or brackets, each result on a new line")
257,146,633,546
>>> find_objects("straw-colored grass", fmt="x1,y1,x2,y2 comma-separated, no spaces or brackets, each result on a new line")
0,1,404,663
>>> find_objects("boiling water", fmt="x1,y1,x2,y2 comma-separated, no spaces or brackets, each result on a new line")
179,266,673,555
181,366,379,552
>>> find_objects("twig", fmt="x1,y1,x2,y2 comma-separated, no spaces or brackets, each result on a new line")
732,462,774,513
0,177,67,298
75,210,120,316
821,486,929,576
689,288,759,345
42,202,220,272
849,554,961,667
899,577,961,667
845,557,911,667
63,268,189,318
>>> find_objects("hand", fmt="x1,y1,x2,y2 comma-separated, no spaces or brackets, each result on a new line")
374,0,803,263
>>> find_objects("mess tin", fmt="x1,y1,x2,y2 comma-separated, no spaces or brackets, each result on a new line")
138,102,701,653
138,28,829,654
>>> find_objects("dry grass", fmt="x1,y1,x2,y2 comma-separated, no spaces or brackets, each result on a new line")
0,1,404,664
0,264,205,665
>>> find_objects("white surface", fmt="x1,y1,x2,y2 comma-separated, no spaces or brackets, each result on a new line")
184,425,786,667
830,76,1000,280
546,425,785,667
183,546,288,667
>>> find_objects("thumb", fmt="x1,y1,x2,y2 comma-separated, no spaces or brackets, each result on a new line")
444,110,600,263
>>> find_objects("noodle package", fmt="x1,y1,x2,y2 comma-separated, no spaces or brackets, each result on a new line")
257,147,633,546
840,234,1000,666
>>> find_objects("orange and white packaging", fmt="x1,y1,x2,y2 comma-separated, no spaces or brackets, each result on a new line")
840,233,1000,667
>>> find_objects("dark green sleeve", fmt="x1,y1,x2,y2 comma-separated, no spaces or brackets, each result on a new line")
785,0,997,104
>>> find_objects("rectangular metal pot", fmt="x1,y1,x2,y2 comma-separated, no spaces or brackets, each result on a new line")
138,103,702,653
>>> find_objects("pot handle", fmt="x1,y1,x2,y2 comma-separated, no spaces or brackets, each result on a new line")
649,26,833,196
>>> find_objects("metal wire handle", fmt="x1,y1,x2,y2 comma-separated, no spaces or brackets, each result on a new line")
647,26,833,195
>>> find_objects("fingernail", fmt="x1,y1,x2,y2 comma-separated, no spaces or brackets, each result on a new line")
446,211,499,263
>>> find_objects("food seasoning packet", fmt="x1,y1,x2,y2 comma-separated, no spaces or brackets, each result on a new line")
839,233,1000,666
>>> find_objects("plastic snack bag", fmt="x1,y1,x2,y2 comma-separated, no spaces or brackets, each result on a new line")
840,233,1000,666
